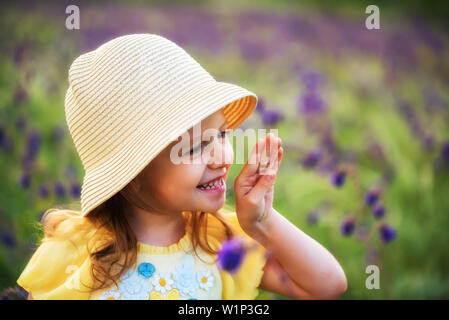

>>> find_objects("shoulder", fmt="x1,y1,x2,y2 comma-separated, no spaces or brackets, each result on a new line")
17,215,107,299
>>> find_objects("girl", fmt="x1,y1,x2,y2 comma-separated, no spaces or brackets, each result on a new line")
17,34,347,300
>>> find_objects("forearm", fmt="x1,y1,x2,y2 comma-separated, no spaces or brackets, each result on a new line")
247,208,347,299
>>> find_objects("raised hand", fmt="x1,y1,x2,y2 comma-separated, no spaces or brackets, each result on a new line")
234,133,283,236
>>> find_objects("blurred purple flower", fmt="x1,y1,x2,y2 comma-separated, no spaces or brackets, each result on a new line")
364,188,380,207
54,182,66,198
321,130,336,154
330,170,346,187
261,108,284,126
238,37,268,61
255,98,265,113
379,223,397,243
299,91,327,114
19,173,31,189
306,210,319,225
0,127,13,152
372,203,386,219
217,238,247,273
397,99,415,122
1,232,16,248
301,70,324,91
71,183,81,198
340,216,356,236
441,142,449,165
301,149,322,169
38,185,49,199
25,131,41,160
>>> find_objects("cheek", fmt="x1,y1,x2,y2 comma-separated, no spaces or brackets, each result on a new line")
223,139,234,164
161,165,203,192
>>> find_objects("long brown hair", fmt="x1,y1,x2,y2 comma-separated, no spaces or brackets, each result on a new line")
39,188,235,295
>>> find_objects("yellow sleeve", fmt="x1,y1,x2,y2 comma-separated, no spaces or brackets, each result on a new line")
16,218,99,300
207,211,268,300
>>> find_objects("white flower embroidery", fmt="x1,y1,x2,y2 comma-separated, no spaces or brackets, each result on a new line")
173,254,199,297
197,268,214,291
100,287,121,300
152,271,174,294
118,268,153,300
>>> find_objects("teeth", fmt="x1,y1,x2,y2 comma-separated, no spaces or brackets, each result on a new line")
198,178,222,189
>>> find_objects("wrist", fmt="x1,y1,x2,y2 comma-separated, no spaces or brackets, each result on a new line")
245,207,278,248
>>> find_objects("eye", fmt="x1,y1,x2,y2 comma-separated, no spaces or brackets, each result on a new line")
218,130,227,139
187,130,228,156
189,143,202,155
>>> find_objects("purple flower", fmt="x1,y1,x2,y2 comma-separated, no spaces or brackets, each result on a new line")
372,203,386,219
19,173,31,189
364,188,380,207
255,98,265,113
306,211,319,225
217,238,247,273
441,142,449,164
70,183,81,198
330,170,346,187
379,224,397,243
299,91,327,114
340,216,355,236
1,232,16,248
261,109,283,126
301,70,324,91
301,149,322,169
38,185,49,198
25,131,41,160
54,182,66,198
238,37,268,61
0,127,13,152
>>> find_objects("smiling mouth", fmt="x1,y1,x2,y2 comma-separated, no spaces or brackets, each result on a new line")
196,177,225,191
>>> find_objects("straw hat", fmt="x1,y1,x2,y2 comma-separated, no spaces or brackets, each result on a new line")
64,33,258,217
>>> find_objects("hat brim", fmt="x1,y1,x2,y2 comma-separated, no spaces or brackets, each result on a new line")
80,80,257,216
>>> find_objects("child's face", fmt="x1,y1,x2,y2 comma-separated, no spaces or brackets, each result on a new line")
134,109,233,214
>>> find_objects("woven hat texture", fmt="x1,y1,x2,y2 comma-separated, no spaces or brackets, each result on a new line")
64,33,258,216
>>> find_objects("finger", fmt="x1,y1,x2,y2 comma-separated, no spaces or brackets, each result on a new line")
246,172,276,204
260,134,280,175
240,138,265,178
278,146,284,169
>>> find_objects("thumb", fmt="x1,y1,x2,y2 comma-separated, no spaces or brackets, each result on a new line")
246,173,275,203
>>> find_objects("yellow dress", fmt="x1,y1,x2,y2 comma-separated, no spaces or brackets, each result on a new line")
16,211,268,300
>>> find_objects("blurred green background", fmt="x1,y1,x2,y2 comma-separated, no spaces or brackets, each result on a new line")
1,0,449,299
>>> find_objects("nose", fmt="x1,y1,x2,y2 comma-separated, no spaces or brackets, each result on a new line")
205,135,233,169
